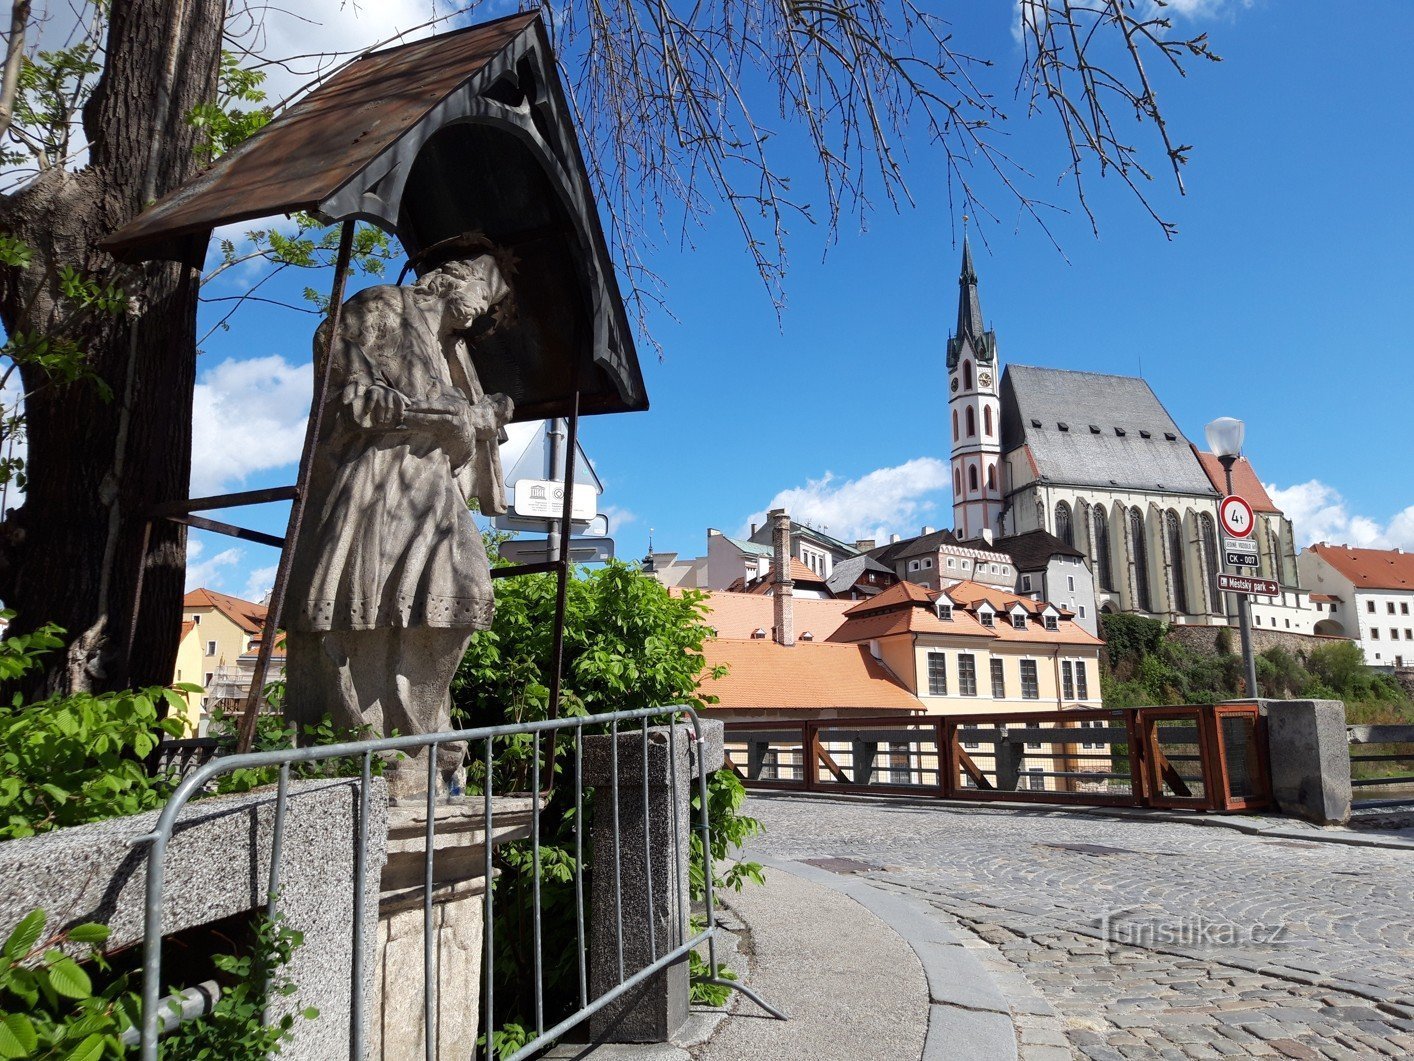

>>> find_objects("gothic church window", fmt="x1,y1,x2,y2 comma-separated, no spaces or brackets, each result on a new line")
968,465,979,492
966,406,976,436
1093,509,1114,592
987,465,996,489
1166,510,1189,614
1055,502,1073,547
952,410,958,440
963,360,973,389
984,406,993,435
1270,528,1287,585
1129,508,1152,612
1200,514,1223,615
954,467,962,494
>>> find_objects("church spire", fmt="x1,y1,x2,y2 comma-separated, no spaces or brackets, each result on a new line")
956,236,984,342
947,236,995,369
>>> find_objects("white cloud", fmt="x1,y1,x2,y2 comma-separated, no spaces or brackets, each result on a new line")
744,458,953,544
601,504,636,533
1266,479,1414,551
243,565,279,604
185,537,245,590
191,354,309,495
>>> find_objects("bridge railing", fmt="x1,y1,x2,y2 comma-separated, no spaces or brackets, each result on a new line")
723,703,1270,813
1348,724,1414,798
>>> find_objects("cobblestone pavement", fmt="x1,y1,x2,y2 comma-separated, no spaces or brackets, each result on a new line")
743,795,1414,1059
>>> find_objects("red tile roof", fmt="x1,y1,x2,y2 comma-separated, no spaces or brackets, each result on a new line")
843,580,933,616
179,620,197,642
1192,449,1280,513
742,558,831,594
183,588,268,634
691,591,854,641
700,639,922,712
832,579,1101,647
1309,544,1414,591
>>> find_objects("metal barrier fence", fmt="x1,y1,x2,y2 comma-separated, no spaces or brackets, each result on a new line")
131,705,777,1060
723,703,1270,813
1348,724,1414,798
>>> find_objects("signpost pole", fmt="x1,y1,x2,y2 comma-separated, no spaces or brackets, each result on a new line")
1220,460,1260,698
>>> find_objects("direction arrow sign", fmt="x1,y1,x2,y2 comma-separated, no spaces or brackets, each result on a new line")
1219,495,1255,538
1217,572,1279,596
1225,551,1259,568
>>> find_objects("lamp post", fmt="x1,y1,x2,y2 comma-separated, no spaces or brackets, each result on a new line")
1205,416,1260,699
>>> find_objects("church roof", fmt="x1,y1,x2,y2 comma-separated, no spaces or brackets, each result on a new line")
1000,365,1216,496
1191,449,1280,513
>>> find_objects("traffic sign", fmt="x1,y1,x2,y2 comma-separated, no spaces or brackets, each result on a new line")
500,536,616,566
1217,573,1278,597
1219,495,1255,538
1223,537,1257,554
1224,551,1259,569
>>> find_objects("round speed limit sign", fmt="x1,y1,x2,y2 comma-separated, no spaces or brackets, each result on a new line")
1219,494,1255,538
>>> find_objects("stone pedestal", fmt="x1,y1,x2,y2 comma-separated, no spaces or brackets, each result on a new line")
1265,699,1352,825
582,720,723,1044
371,797,534,1060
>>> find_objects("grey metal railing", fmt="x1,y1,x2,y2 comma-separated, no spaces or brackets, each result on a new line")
1348,724,1414,794
129,704,780,1060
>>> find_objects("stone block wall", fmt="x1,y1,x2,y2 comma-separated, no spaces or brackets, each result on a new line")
1165,623,1340,662
0,776,387,1060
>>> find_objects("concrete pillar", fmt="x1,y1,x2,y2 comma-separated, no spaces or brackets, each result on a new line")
995,732,1023,792
851,740,877,785
1264,700,1351,825
583,720,724,1043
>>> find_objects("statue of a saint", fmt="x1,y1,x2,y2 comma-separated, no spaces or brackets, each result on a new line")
284,253,515,795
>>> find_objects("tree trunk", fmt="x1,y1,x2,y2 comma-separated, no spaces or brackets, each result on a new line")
0,0,225,696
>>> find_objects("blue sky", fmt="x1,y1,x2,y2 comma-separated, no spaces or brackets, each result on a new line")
185,0,1414,597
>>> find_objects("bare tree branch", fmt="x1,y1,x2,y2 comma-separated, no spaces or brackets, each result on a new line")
0,1,33,145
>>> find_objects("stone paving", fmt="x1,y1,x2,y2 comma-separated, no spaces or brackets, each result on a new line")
742,795,1414,1059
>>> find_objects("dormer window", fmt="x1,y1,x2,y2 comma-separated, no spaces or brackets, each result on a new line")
979,610,994,627
938,604,953,621
1139,430,1151,439
1114,427,1126,437
1011,614,1027,631
751,628,767,639
1044,615,1059,632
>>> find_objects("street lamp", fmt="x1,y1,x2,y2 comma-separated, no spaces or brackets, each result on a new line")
1205,416,1259,699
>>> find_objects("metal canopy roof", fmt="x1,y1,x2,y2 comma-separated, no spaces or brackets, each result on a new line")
102,12,645,421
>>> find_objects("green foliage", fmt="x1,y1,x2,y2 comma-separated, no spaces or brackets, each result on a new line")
0,909,130,1060
458,562,760,1041
187,53,273,164
204,703,389,795
0,617,190,841
5,41,101,167
0,906,312,1060
163,908,316,1058
1099,613,1166,671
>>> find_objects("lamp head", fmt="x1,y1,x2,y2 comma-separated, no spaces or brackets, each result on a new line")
1204,417,1245,460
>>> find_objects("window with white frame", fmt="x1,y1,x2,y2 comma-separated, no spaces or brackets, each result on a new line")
1079,720,1103,750
1024,769,1045,791
958,654,978,696
927,652,948,696
947,558,956,569
206,640,217,657
1044,615,1058,632
1011,613,1027,631
979,610,994,627
1021,574,1032,592
1020,659,1039,699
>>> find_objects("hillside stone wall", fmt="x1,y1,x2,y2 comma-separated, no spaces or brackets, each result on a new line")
1166,623,1341,661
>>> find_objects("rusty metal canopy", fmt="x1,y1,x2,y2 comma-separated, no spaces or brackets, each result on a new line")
103,11,645,421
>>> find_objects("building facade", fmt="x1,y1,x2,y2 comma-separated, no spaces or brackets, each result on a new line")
1299,545,1414,666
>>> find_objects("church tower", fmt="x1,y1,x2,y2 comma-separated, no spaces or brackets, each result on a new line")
947,237,1003,539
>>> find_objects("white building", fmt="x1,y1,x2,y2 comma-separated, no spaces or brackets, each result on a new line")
1299,544,1414,666
946,239,1316,633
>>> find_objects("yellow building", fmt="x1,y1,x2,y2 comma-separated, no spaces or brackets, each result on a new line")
826,579,1104,714
173,588,270,734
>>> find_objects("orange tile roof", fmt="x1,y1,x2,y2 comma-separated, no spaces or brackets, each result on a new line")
179,620,197,642
700,639,923,712
843,580,934,615
1309,544,1414,591
945,580,1042,615
1192,450,1279,513
743,558,831,594
183,587,268,634
692,591,854,641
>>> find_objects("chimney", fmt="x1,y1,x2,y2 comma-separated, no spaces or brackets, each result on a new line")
889,533,901,544
855,538,877,552
750,522,759,537
979,528,994,545
770,507,795,646
921,525,936,536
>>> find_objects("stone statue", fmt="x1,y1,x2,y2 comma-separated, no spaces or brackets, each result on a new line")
284,253,515,795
